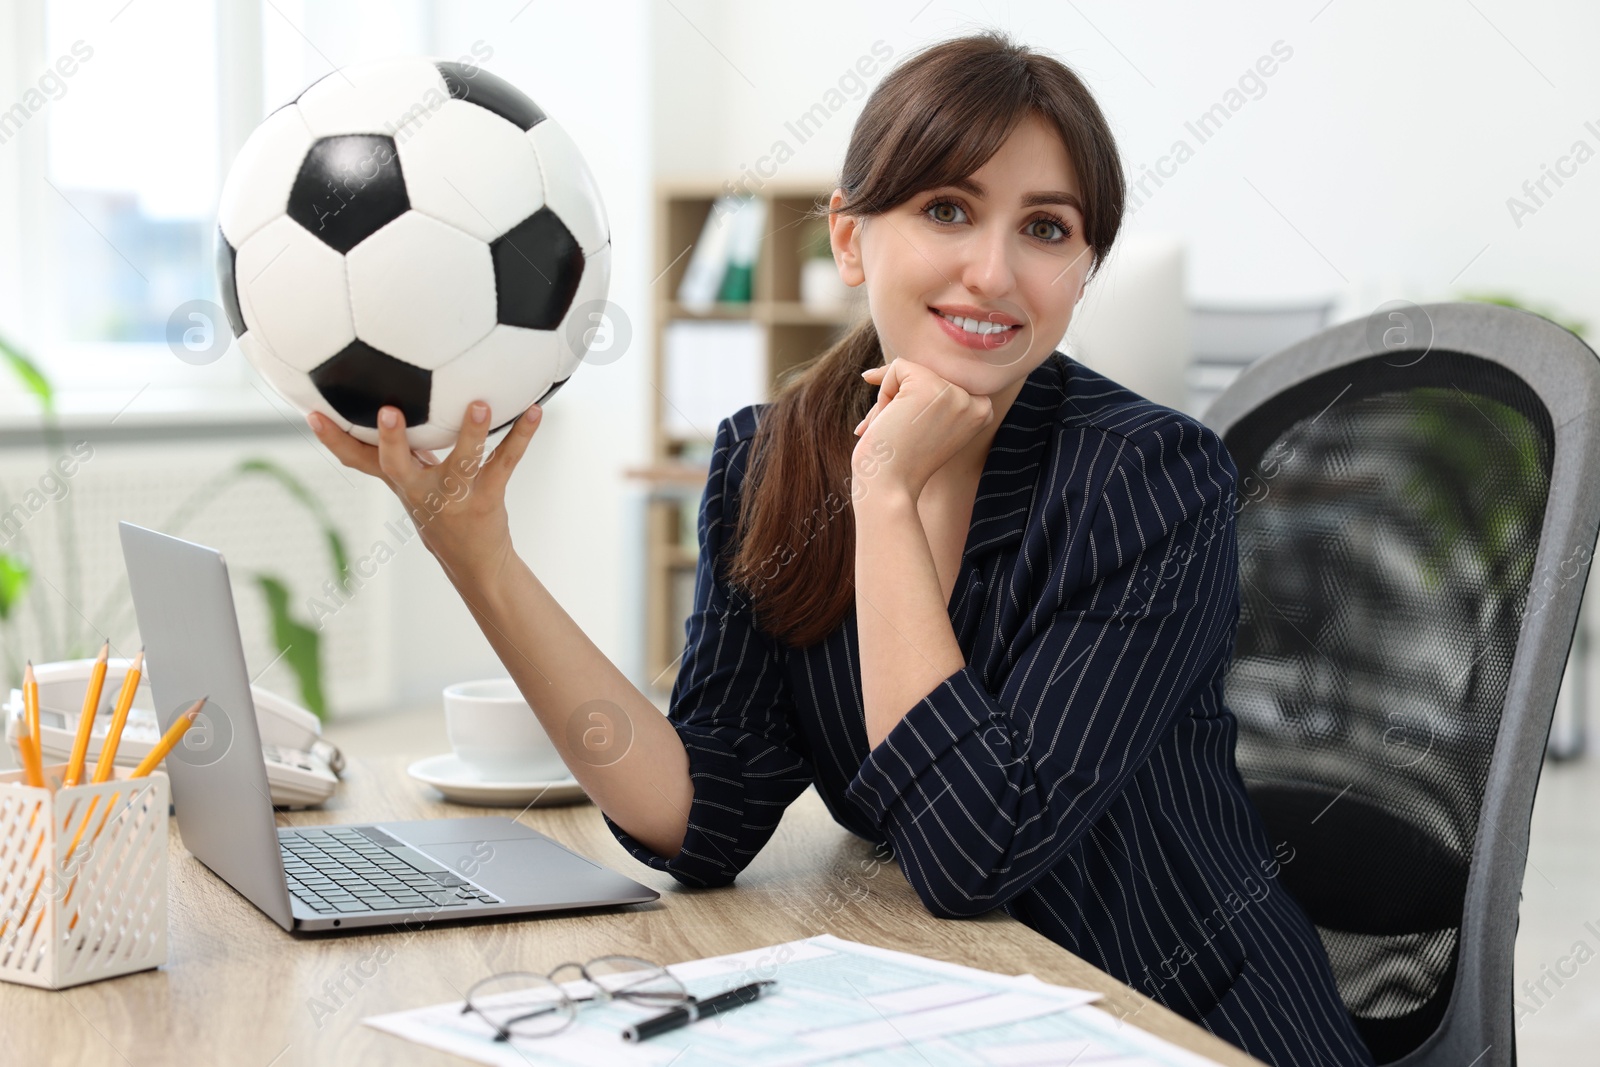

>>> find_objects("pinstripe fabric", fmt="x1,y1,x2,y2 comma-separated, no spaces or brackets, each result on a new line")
605,351,1374,1067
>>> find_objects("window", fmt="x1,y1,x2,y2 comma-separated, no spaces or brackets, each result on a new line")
4,0,434,405
43,0,219,348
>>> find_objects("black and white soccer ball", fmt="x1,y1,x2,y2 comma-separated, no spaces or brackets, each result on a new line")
215,57,609,450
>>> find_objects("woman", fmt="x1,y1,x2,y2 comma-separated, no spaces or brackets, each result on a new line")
310,30,1373,1067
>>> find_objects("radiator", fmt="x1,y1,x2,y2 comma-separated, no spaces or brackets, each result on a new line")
0,428,394,717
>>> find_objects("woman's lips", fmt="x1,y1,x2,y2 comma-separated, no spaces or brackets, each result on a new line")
929,307,1022,350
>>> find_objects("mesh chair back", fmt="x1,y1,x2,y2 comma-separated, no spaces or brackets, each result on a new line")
1202,303,1600,1066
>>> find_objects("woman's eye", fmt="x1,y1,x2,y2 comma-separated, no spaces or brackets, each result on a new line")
1029,218,1070,241
925,199,1073,243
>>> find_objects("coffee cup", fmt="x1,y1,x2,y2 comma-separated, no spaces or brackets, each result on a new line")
443,678,568,782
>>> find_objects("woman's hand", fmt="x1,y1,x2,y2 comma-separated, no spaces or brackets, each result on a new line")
308,400,543,591
854,358,994,501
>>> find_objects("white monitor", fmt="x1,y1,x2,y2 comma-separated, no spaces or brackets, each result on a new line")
1061,232,1191,413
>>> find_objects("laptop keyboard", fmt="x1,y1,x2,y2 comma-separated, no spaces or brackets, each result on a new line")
279,826,502,915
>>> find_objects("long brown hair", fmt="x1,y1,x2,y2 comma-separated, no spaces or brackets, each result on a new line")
726,29,1127,649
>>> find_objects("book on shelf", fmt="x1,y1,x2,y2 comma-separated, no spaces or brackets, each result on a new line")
676,194,740,311
675,194,764,310
716,195,766,303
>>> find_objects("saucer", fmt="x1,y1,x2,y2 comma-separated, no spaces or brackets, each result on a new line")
406,753,589,808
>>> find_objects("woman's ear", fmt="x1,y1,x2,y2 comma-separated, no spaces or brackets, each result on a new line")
828,188,866,287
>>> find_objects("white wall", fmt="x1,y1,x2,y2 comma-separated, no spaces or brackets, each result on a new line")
652,0,1600,331
384,1,655,710
0,3,32,338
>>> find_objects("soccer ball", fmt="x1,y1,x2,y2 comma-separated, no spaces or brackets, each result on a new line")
215,56,610,450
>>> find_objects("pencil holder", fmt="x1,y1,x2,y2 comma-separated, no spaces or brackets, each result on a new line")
0,762,168,989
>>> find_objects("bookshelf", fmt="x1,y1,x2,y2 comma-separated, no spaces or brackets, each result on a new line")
626,177,868,694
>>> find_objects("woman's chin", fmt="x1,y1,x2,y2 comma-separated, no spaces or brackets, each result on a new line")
918,342,1036,392
915,358,1001,398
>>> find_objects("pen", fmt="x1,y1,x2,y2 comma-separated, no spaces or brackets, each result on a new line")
621,979,776,1043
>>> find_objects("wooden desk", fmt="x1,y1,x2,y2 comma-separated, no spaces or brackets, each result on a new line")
3,713,1262,1066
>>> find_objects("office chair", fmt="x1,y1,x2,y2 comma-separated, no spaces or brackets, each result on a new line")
1202,302,1600,1066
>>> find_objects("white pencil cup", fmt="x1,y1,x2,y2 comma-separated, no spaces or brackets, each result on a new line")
0,762,169,989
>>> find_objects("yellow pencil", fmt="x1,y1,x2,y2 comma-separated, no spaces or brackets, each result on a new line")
0,715,50,941
90,648,143,784
53,697,202,932
131,696,205,778
22,660,43,787
63,641,110,787
53,789,105,929
67,693,200,876
4,687,193,945
16,688,45,789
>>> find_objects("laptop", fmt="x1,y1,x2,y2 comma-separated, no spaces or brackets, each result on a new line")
118,521,659,932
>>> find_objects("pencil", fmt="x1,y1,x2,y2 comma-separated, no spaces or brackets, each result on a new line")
90,648,143,784
57,789,107,923
55,696,201,930
22,660,42,785
131,696,206,778
14,713,44,790
69,689,191,865
64,641,110,787
56,767,166,934
8,690,195,944
5,716,49,943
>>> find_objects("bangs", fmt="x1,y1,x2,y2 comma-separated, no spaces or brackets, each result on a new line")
841,67,1034,217
831,31,1121,279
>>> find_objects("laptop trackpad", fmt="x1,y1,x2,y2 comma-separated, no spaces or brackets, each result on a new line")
425,839,611,904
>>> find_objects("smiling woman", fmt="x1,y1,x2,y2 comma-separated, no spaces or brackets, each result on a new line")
645,29,1381,1067
726,35,1123,647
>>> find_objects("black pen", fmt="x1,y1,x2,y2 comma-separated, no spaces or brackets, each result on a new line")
621,979,777,1042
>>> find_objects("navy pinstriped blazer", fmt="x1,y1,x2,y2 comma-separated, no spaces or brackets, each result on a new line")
606,351,1374,1067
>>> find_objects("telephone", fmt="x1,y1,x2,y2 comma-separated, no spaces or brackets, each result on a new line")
4,657,343,808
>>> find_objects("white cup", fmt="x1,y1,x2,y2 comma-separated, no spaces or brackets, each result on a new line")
443,678,567,782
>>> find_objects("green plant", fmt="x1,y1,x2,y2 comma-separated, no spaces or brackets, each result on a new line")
0,331,74,682
1402,387,1548,598
255,574,328,720
1395,291,1573,636
1,335,52,411
0,335,346,719
0,554,29,624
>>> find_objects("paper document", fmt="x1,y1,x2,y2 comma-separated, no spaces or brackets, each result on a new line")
364,934,1230,1067
661,319,767,442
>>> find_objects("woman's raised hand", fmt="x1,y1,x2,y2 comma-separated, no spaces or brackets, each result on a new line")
308,400,543,590
854,358,994,500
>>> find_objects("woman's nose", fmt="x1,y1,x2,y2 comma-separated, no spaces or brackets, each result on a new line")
959,223,1017,299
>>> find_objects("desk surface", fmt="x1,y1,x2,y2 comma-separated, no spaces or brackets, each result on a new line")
3,709,1261,1066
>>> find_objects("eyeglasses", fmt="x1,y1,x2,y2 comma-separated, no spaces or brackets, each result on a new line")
460,956,693,1042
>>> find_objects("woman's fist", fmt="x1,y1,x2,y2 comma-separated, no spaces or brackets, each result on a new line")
853,358,994,501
